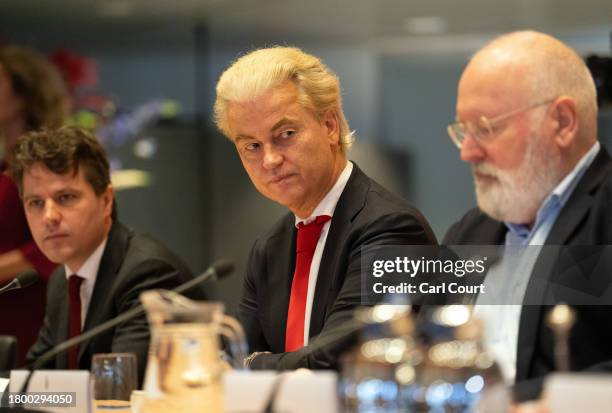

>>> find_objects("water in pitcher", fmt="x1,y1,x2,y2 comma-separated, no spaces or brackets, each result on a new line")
140,290,247,413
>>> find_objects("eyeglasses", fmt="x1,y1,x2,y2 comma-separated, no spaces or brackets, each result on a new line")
447,98,555,149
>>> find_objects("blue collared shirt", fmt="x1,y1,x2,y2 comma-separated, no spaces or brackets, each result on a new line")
505,141,600,246
474,141,600,383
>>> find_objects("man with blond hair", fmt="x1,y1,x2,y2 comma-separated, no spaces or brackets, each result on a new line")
215,46,436,370
444,31,612,401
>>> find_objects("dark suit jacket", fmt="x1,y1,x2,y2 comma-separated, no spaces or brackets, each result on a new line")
240,163,437,370
26,221,204,385
444,146,612,401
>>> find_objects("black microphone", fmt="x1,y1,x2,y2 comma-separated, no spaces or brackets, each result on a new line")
0,270,39,295
20,259,234,388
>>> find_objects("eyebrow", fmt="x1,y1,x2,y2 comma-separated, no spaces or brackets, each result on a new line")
234,117,299,142
234,135,253,143
271,117,298,131
23,188,80,202
22,194,40,203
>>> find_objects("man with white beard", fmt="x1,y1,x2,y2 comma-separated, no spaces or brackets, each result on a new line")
443,31,612,404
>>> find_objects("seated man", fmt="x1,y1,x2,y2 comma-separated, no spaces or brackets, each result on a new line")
11,126,204,383
443,30,612,401
214,46,437,370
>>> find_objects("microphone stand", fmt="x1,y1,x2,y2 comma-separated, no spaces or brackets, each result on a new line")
16,260,234,398
0,271,39,296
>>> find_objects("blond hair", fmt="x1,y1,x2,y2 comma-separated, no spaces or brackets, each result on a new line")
214,46,353,151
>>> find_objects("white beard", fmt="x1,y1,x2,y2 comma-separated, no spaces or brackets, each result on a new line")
472,132,564,224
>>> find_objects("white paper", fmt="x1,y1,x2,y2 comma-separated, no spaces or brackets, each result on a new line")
546,373,612,412
0,377,9,393
10,369,91,413
224,370,338,413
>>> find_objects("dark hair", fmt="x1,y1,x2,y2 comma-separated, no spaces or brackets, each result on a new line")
0,45,69,131
10,126,117,219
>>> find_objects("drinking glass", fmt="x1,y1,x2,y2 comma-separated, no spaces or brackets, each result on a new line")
91,353,138,412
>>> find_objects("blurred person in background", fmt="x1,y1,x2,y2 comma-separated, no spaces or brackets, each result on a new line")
0,44,69,364
215,46,436,370
444,31,612,405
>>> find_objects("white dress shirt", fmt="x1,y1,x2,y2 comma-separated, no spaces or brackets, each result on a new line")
64,238,108,328
293,161,353,345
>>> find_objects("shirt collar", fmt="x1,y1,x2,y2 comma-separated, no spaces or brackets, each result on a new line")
551,141,600,207
505,141,600,241
65,237,108,282
294,161,353,227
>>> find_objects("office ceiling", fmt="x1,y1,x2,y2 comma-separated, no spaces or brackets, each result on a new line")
2,0,611,40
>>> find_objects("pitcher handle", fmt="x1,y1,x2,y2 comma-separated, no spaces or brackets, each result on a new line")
220,315,249,369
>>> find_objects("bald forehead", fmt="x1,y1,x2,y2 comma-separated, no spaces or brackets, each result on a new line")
469,30,585,80
479,31,570,57
458,53,530,112
458,32,564,105
467,35,534,79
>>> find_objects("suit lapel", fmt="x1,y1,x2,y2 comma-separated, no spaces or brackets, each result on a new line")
55,270,70,369
543,148,611,245
444,212,506,304
516,195,594,381
516,147,612,380
309,164,368,337
78,222,129,363
267,216,297,351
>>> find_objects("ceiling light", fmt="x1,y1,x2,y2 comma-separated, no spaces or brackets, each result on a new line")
97,1,133,18
403,16,447,35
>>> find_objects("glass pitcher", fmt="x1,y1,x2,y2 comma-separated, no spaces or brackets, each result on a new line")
409,305,509,412
339,305,509,413
139,289,247,413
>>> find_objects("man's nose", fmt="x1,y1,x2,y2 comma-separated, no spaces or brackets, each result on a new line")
460,134,487,164
262,145,283,170
43,201,61,225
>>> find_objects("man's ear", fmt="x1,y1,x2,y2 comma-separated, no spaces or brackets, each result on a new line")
323,110,340,147
551,96,578,148
103,184,114,218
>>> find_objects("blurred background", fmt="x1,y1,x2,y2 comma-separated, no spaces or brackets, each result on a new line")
2,0,610,313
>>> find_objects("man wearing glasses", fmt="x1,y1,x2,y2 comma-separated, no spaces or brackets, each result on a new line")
444,31,612,404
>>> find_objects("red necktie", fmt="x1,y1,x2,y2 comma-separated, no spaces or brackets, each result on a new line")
68,275,84,369
285,215,331,352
